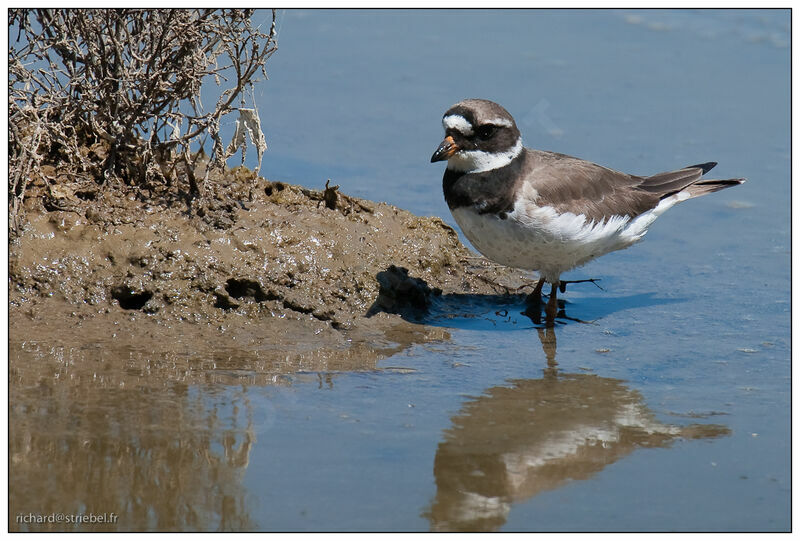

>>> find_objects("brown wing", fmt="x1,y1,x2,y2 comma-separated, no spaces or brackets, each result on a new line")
523,151,741,223
523,149,659,222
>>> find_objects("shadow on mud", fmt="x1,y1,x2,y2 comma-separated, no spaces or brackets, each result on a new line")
368,265,686,330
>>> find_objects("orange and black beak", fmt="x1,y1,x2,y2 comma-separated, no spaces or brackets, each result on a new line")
431,135,459,163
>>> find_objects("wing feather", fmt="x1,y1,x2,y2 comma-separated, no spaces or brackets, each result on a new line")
524,152,738,223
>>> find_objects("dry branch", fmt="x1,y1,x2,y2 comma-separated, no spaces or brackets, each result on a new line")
8,8,278,233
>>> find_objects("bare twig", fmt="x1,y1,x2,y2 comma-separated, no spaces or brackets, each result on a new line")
9,8,278,231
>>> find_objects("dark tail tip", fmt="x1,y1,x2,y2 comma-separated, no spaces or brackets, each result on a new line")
688,161,717,175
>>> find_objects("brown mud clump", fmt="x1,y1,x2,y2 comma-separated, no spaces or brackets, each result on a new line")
9,165,535,371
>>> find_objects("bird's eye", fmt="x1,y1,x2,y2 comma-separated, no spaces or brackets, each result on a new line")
476,125,498,140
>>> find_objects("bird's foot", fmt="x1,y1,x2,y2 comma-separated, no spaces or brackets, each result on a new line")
559,278,604,293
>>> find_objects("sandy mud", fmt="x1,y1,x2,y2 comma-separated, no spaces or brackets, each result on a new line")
9,165,536,373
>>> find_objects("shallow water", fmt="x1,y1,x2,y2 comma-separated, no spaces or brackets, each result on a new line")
9,9,790,532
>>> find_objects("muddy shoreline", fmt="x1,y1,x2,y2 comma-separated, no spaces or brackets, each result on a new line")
9,168,535,372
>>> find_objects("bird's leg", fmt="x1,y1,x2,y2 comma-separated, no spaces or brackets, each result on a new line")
525,278,546,306
522,278,547,325
545,282,559,326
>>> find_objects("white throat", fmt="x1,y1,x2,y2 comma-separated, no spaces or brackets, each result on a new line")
447,138,523,174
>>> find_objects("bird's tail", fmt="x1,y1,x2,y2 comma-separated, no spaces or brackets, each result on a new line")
682,178,746,198
642,161,745,200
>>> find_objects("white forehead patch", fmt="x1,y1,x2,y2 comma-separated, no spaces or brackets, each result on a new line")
443,114,474,136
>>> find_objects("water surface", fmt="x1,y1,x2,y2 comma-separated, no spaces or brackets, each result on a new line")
10,9,790,532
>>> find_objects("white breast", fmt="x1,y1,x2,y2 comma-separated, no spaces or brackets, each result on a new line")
451,198,659,283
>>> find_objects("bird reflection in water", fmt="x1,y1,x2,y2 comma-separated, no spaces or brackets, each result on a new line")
423,326,730,532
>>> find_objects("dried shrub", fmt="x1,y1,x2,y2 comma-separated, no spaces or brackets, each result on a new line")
8,8,277,232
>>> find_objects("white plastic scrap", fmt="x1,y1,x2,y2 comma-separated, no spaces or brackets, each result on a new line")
227,108,268,172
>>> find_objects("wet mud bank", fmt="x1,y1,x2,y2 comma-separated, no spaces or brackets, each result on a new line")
9,170,535,372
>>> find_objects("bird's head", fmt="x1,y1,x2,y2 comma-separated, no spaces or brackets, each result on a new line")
431,99,523,173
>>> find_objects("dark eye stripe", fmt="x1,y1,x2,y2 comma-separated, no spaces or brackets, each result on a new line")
476,124,498,138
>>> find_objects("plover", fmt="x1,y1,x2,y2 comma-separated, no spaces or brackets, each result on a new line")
431,99,745,325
